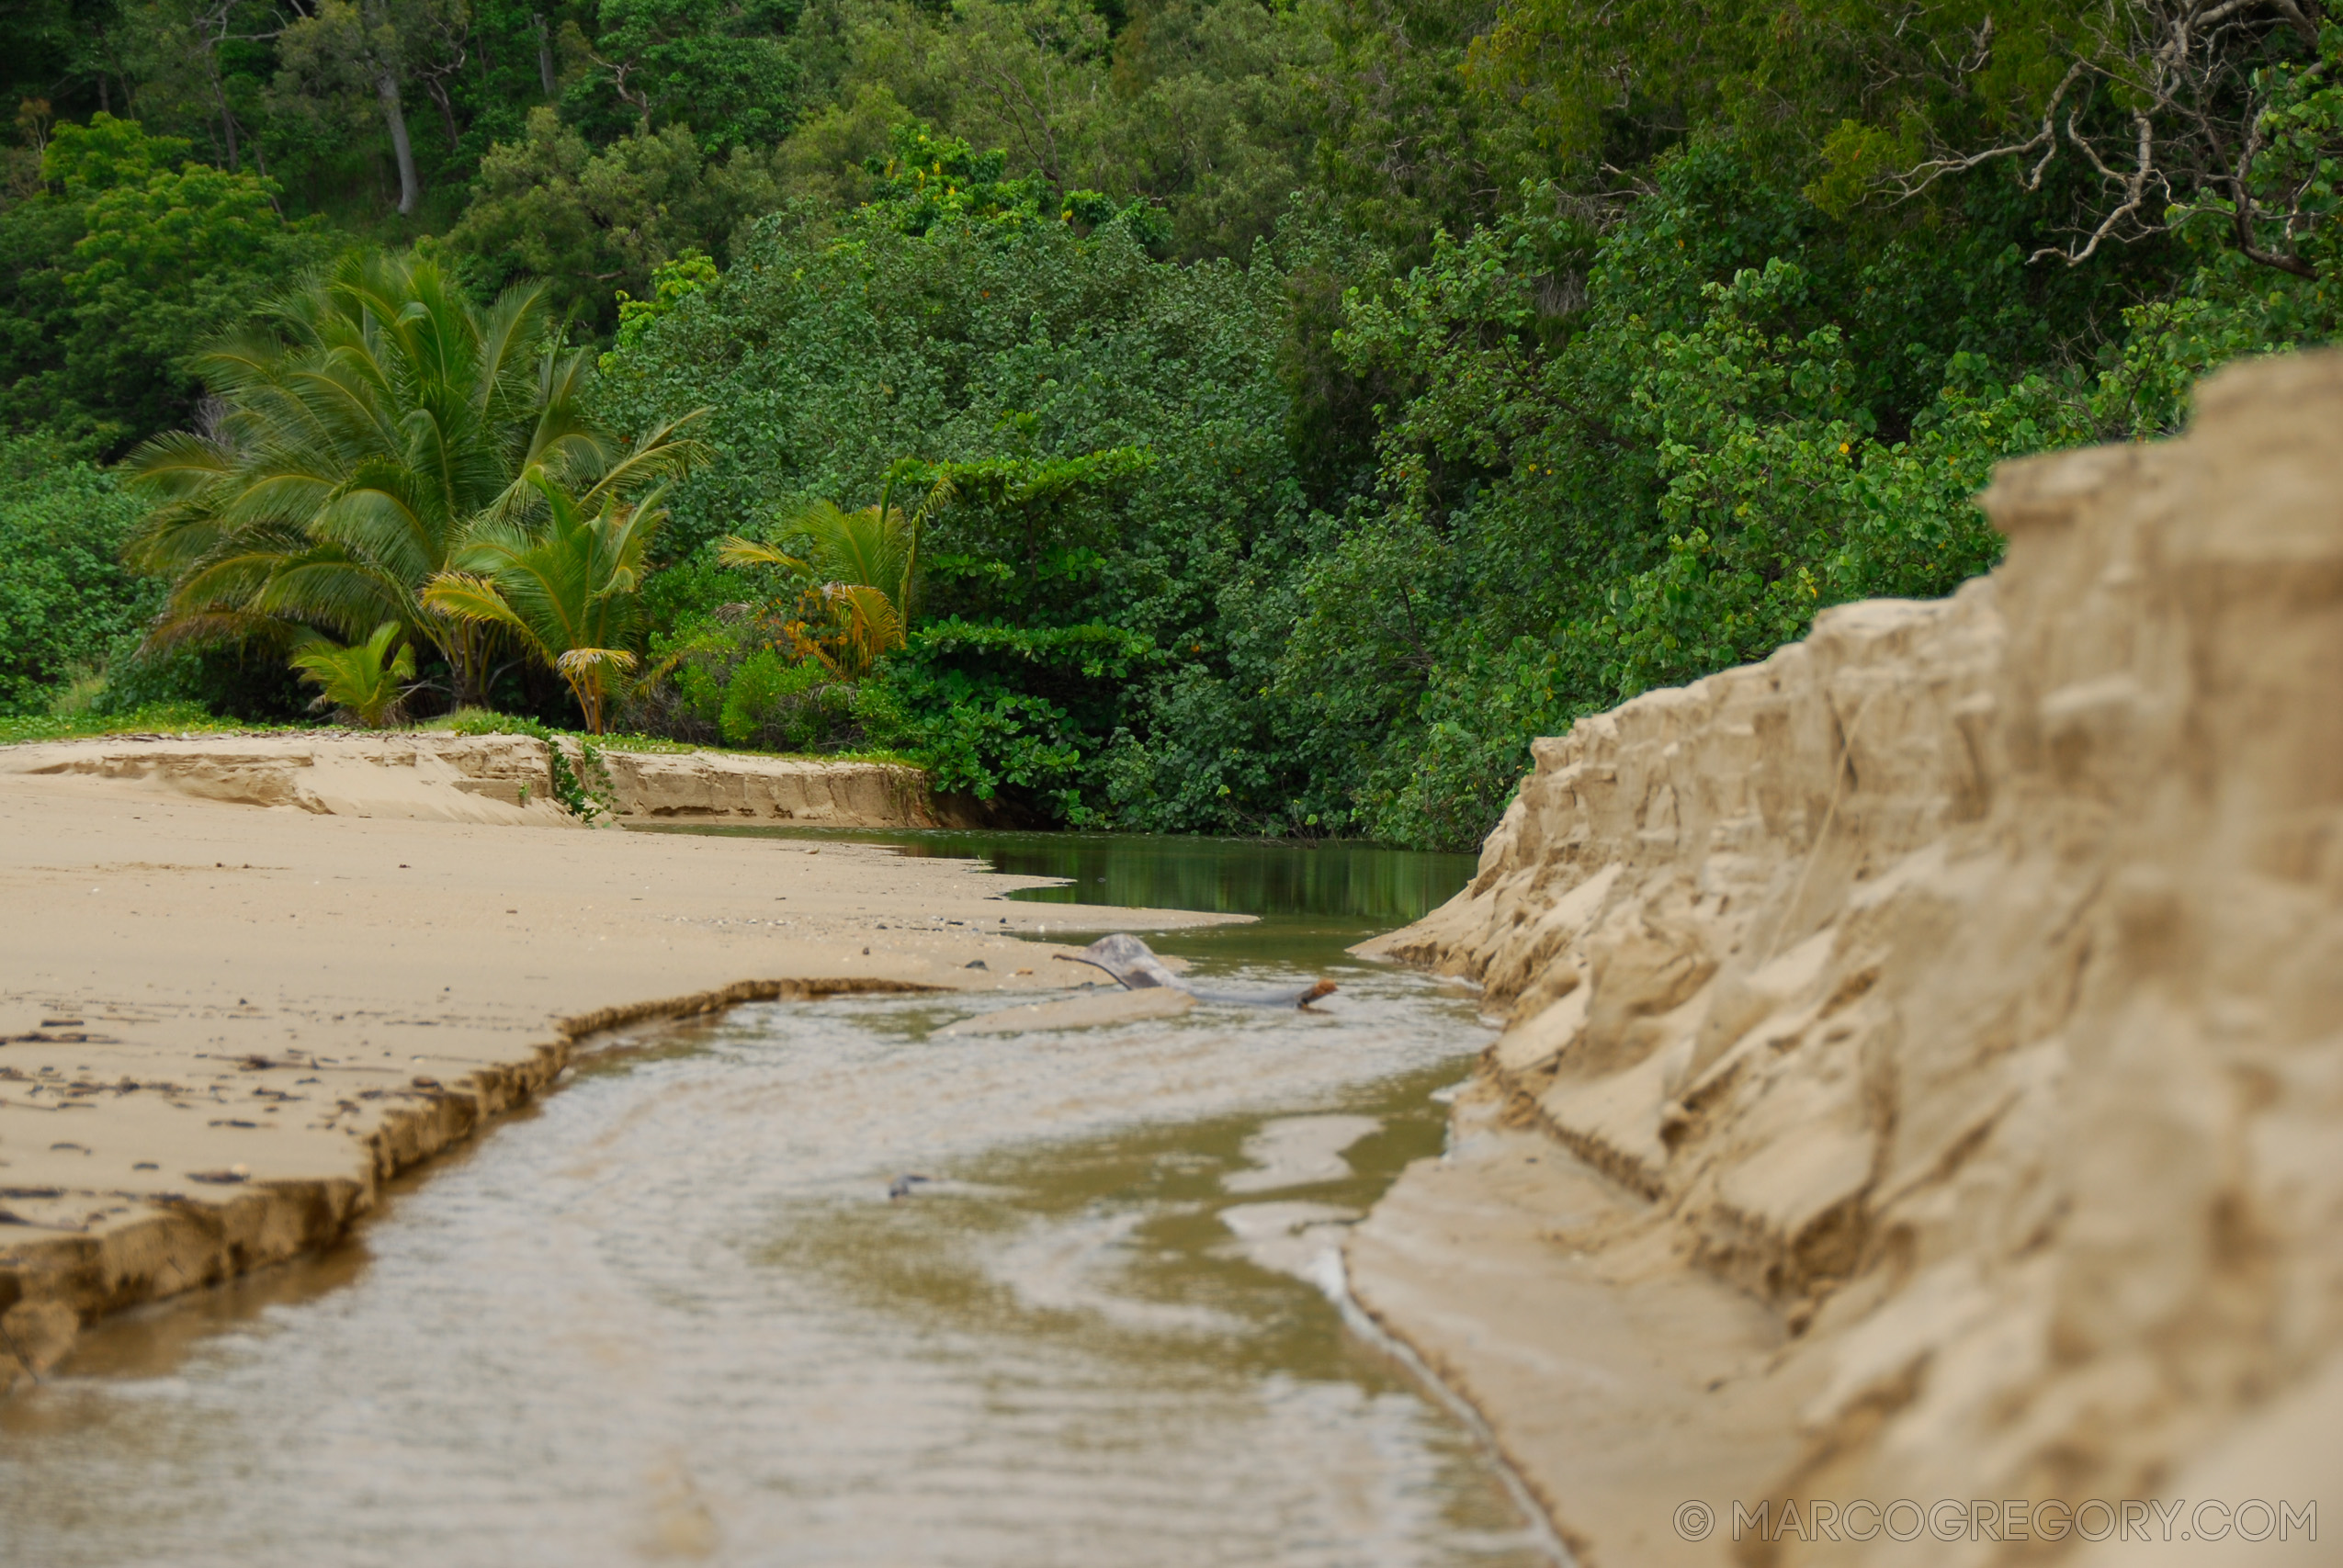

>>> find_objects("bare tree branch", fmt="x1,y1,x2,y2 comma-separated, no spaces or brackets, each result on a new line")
1865,0,2334,276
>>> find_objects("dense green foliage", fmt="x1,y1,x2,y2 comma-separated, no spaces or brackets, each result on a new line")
0,434,155,713
595,171,1319,816
1277,152,2121,842
2,117,342,447
7,0,2343,843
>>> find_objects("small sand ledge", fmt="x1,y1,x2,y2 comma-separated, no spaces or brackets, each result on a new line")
0,731,1000,829
0,752,1223,1392
2,975,936,1389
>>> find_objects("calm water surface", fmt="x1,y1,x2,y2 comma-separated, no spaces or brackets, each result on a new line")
0,831,1551,1568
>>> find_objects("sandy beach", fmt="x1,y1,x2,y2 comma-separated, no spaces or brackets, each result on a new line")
0,743,1228,1386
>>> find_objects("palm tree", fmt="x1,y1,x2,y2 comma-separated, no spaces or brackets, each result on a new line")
124,251,705,707
289,621,416,728
421,468,664,734
716,459,949,678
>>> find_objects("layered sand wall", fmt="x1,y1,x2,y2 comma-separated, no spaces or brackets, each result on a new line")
1348,352,2343,1563
0,731,988,829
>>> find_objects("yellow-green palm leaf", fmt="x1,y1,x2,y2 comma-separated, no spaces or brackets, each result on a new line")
425,469,665,733
715,458,950,676
289,620,416,728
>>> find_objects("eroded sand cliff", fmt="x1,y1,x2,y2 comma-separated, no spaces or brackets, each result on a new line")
1349,352,2343,1563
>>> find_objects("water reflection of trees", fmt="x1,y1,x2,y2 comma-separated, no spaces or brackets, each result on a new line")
924,835,1476,923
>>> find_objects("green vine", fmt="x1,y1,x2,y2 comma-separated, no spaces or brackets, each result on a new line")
548,737,617,822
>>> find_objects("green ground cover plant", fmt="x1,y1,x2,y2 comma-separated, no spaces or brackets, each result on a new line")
0,705,289,746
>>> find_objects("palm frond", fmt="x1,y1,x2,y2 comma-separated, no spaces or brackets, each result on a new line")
715,536,815,575
128,507,243,578
211,469,341,532
556,647,640,676
184,329,297,400
472,283,549,415
169,548,310,614
255,554,413,641
309,486,445,590
576,408,713,506
140,607,298,655
784,496,917,611
120,430,235,501
830,582,904,661
290,620,416,728
422,572,535,639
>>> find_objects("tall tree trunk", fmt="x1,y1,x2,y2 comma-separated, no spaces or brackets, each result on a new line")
209,62,240,169
426,78,460,151
377,71,420,215
533,14,558,97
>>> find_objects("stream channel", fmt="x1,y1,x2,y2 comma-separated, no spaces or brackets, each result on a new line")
0,829,1560,1568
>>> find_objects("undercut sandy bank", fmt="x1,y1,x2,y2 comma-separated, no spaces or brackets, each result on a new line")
0,769,1228,1390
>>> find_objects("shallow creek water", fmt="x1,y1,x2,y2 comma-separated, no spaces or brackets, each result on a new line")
0,831,1556,1568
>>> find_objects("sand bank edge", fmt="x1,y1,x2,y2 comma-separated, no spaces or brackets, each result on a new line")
0,975,943,1394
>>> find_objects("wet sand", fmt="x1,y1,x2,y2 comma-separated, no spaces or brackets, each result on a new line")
0,754,1230,1384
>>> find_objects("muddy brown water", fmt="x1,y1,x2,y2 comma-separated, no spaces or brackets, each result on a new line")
0,831,1561,1567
